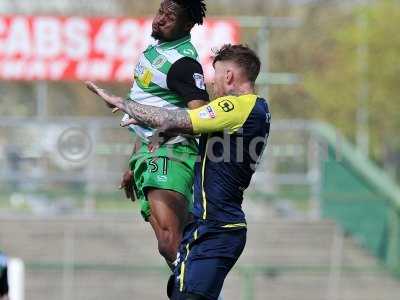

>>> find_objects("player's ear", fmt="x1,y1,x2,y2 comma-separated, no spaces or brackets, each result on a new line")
226,69,234,85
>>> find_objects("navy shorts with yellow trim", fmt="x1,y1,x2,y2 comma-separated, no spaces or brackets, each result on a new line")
169,220,246,300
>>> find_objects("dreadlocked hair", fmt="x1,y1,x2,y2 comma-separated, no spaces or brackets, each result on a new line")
173,0,207,25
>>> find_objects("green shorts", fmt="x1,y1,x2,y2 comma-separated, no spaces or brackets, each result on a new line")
129,139,198,221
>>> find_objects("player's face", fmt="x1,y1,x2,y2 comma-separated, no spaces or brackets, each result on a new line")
212,61,233,98
152,0,190,42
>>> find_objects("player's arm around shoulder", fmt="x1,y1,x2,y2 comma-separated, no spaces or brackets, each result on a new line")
145,95,242,149
188,94,256,134
150,95,244,137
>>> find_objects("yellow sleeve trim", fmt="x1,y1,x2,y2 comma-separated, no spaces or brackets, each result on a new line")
188,94,258,134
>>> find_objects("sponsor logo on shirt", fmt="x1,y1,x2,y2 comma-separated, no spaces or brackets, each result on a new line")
199,105,216,119
193,73,206,90
218,99,235,112
207,106,216,118
157,175,168,182
140,70,153,87
134,62,153,87
134,62,144,77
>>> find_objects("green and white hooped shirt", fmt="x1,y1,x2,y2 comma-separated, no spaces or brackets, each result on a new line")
124,35,202,144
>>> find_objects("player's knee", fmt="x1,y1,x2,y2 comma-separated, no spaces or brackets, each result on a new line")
157,240,172,260
157,235,178,262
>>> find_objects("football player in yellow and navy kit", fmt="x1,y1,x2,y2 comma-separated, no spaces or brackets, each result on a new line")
87,44,270,300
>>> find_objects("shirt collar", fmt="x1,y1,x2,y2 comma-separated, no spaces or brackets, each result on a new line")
156,34,191,50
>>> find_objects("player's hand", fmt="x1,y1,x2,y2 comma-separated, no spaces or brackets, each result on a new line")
119,170,135,202
120,118,139,127
85,81,121,110
148,129,173,152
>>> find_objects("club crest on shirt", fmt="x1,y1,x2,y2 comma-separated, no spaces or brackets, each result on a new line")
193,73,206,90
152,55,167,69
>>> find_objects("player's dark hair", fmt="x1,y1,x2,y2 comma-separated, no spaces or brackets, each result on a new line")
173,0,207,25
213,44,261,84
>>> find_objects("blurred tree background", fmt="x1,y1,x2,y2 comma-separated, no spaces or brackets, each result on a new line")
296,0,400,180
1,0,399,180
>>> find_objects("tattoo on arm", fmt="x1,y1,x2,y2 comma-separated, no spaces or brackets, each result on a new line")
123,100,194,134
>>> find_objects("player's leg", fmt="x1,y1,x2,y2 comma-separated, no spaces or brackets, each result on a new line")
129,141,196,265
170,228,247,300
170,258,230,300
147,188,190,266
142,143,196,264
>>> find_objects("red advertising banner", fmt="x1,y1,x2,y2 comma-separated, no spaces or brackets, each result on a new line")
0,16,239,82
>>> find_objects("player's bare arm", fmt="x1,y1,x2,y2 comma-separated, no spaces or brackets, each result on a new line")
86,81,194,135
123,104,193,135
119,99,205,134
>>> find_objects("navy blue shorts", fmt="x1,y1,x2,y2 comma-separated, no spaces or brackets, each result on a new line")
169,220,247,300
